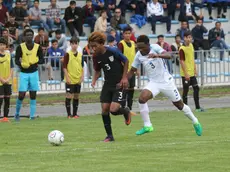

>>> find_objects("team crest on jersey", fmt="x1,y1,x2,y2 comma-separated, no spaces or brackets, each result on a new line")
109,56,114,62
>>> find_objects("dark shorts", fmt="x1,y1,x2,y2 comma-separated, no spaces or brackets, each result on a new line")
65,84,81,94
0,84,12,96
100,84,127,105
129,75,136,88
182,76,198,87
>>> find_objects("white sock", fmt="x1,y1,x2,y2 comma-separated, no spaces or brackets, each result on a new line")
182,104,198,124
139,103,152,127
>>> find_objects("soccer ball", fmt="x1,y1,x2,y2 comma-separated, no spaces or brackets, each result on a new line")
48,130,64,146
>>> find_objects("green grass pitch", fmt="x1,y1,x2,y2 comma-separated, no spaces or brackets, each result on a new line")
0,108,230,172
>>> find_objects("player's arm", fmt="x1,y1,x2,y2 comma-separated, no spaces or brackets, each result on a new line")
15,46,22,68
80,55,84,83
6,57,14,84
149,44,171,59
63,53,71,84
179,49,190,80
37,46,45,64
118,51,129,89
128,53,140,79
91,55,101,87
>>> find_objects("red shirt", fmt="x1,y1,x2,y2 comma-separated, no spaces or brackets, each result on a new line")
0,5,8,24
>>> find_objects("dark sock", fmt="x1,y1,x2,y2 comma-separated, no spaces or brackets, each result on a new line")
102,113,113,137
193,86,201,109
73,99,79,116
65,98,71,116
4,97,10,117
127,90,134,110
0,98,3,115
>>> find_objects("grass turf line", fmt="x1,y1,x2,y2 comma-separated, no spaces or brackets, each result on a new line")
0,108,230,172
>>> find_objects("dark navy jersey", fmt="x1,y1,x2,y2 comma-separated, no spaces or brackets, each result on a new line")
93,47,128,86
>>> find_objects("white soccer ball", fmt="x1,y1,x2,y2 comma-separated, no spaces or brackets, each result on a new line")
48,130,64,146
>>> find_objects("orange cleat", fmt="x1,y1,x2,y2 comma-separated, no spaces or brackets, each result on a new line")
0,117,10,122
72,115,80,119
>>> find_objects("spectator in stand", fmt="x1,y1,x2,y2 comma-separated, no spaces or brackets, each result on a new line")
20,0,32,10
64,1,84,37
46,0,66,34
171,35,182,66
147,0,171,34
183,0,203,21
107,27,121,45
92,0,104,11
3,0,13,12
17,24,31,43
216,0,228,18
110,7,127,30
208,21,229,60
136,0,146,16
107,35,116,47
2,29,14,48
11,0,28,26
82,0,97,33
192,18,209,53
118,0,136,17
164,0,180,20
176,21,190,41
105,0,116,20
94,10,107,33
29,0,50,32
54,29,68,52
157,35,173,74
5,13,19,40
34,27,49,55
0,0,9,31
46,39,64,80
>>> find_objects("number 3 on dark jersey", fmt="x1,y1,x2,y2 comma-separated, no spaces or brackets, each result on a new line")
105,64,111,70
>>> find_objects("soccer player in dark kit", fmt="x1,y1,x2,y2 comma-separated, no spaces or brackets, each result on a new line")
89,32,136,142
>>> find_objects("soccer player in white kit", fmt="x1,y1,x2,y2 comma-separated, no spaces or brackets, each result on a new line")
128,35,202,136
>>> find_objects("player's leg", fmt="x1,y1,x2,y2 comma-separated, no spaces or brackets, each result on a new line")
127,75,135,110
28,71,40,120
136,82,160,135
0,86,4,117
100,85,114,142
65,84,73,118
161,82,202,136
2,85,12,122
110,89,136,125
72,84,81,118
190,77,204,112
15,72,29,120
181,77,190,105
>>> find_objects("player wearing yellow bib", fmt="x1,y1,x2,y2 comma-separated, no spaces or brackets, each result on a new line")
63,37,84,118
179,31,204,112
15,29,44,120
0,38,13,122
118,26,136,110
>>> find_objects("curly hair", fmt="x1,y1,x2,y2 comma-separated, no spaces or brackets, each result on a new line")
88,32,106,45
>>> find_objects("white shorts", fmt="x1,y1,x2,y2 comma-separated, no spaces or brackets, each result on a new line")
144,80,181,102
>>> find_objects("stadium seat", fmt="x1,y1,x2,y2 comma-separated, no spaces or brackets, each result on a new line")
206,73,218,77
215,18,228,22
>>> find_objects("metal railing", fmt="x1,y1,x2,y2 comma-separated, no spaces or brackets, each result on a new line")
12,49,230,94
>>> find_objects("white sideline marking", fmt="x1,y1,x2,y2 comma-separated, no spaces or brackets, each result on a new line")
0,139,230,156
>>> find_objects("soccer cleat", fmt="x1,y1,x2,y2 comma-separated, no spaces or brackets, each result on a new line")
67,116,72,119
193,122,202,136
72,115,80,119
123,107,133,125
0,117,10,122
196,108,205,112
103,136,115,142
136,126,154,135
14,114,20,121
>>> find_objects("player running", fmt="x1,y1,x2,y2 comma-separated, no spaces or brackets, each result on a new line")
89,32,136,142
128,35,202,136
15,29,44,120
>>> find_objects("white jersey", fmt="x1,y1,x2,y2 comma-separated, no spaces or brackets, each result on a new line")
132,44,172,83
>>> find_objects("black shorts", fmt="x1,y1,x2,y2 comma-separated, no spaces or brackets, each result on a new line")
129,75,136,88
182,76,198,87
100,84,127,105
0,84,12,96
65,84,81,94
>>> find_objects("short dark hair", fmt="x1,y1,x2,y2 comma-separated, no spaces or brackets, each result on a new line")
215,21,221,25
123,25,132,33
70,0,76,5
100,9,106,16
86,0,92,2
9,12,15,17
157,34,164,39
175,34,180,39
55,29,62,35
137,35,149,44
23,29,34,36
2,29,8,33
16,0,21,4
184,31,192,37
34,0,39,3
51,39,58,44
70,36,80,44
38,27,44,32
0,37,8,45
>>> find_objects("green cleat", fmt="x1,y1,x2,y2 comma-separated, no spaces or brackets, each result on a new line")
136,126,154,135
195,108,205,112
193,122,202,136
